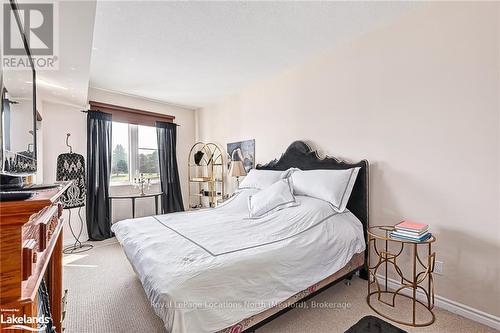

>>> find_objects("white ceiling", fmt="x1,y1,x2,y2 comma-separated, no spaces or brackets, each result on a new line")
90,1,421,108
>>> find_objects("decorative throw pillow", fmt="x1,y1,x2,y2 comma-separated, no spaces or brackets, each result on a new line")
248,178,297,218
280,167,301,179
290,168,360,212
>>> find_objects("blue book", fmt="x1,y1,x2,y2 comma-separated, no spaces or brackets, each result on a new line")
390,231,432,242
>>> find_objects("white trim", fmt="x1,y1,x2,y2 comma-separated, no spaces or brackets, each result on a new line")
40,98,87,110
89,86,200,111
375,275,500,330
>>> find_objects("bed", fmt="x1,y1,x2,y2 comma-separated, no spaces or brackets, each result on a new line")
112,141,369,333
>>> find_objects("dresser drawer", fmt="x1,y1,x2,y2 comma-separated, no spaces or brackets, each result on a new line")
1,181,70,325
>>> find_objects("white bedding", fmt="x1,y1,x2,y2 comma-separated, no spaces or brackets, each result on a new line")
112,189,365,333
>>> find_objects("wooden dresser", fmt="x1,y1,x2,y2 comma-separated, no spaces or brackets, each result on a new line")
0,182,70,332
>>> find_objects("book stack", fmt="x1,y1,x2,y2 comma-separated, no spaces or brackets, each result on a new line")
390,221,432,242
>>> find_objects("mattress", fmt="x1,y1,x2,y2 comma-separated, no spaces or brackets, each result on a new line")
112,189,366,333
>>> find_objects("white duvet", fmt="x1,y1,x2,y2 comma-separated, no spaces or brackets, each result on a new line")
112,189,365,333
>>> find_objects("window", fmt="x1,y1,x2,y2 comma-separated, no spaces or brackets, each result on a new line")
137,125,160,181
110,122,160,184
111,122,130,183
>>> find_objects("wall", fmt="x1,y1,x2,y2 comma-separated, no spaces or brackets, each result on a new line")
199,2,500,318
42,89,196,244
42,101,88,244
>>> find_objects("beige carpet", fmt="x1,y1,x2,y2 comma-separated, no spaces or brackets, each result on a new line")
63,239,498,333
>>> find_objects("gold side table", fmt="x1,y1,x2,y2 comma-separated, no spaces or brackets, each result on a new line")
367,226,436,327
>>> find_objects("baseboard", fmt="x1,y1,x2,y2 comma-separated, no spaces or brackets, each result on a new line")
375,275,500,330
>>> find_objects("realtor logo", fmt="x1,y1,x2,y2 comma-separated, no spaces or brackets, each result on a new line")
3,3,53,55
2,2,59,69
0,313,50,331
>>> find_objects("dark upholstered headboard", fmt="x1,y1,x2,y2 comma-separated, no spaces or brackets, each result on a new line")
256,141,369,276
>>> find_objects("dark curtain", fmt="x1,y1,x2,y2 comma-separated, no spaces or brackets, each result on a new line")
86,111,113,240
156,121,184,213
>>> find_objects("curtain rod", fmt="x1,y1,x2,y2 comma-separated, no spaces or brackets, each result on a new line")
81,110,180,126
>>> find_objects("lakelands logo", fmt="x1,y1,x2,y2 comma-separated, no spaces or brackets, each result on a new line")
1,314,50,331
2,2,59,70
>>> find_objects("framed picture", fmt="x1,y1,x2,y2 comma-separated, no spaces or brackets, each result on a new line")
227,139,255,173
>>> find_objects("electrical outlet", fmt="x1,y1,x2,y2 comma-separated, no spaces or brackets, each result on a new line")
434,260,444,275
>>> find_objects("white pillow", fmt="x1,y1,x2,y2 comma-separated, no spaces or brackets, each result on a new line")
291,168,360,212
248,178,297,218
280,167,301,179
239,169,283,190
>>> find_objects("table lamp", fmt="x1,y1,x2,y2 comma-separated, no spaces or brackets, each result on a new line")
229,148,247,187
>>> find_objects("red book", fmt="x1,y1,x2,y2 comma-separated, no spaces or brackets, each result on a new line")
395,221,428,232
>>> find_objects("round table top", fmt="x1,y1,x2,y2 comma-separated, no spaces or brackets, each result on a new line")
109,192,162,199
368,225,435,244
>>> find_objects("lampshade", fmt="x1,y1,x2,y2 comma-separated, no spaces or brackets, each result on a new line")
229,160,247,177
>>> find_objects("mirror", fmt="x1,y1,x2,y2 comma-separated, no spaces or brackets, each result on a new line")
1,77,37,175
0,1,38,179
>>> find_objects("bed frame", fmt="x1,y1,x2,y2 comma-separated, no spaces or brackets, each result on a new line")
220,140,369,333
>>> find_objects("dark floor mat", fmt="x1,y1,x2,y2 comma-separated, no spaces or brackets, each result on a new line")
345,315,407,333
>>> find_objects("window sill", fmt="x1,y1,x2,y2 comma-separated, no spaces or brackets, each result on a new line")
109,182,160,188
110,182,133,188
